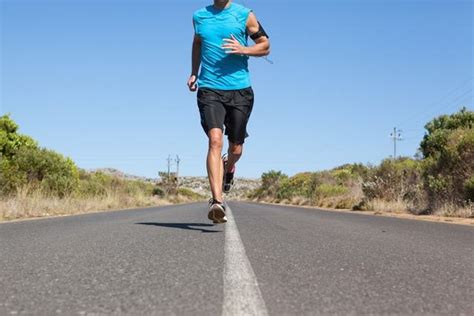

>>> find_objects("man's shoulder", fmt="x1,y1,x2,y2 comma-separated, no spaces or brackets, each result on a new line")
193,6,213,19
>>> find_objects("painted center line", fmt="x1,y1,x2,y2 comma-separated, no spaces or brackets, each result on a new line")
222,204,269,316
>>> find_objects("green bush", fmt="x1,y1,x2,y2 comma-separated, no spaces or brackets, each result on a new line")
464,176,474,202
0,156,24,195
250,170,288,199
152,186,165,197
331,169,352,183
251,164,366,207
277,172,314,200
249,109,472,216
123,179,154,196
315,183,348,198
362,158,423,203
423,126,474,208
420,107,473,158
15,147,79,197
0,115,80,196
77,170,108,197
76,170,155,198
0,147,79,197
0,115,37,159
0,114,188,202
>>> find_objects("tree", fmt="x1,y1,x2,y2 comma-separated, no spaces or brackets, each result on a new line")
419,108,474,208
420,107,473,158
0,114,79,196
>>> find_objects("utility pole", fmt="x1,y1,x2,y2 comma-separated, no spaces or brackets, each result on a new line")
390,127,403,160
167,154,172,180
175,155,181,188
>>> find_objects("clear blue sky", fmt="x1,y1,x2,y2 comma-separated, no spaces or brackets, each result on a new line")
1,0,472,179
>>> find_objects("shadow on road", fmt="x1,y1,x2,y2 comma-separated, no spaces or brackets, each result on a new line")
136,222,222,233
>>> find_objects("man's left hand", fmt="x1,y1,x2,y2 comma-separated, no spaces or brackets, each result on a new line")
222,35,247,55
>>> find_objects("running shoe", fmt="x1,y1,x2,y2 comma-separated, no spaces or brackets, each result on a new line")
208,198,227,224
222,155,235,193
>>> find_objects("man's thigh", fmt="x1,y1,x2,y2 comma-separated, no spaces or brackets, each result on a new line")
224,87,254,144
197,88,227,134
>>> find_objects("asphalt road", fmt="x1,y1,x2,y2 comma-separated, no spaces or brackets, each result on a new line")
1,202,473,315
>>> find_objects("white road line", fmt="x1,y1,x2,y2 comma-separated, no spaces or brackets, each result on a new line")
222,204,269,316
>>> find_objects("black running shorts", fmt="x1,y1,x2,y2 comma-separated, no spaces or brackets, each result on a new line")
197,87,254,144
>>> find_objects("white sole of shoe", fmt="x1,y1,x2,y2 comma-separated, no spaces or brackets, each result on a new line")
208,204,227,223
213,216,228,224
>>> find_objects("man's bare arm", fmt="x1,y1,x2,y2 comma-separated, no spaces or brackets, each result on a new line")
221,12,270,57
245,12,270,56
188,22,201,92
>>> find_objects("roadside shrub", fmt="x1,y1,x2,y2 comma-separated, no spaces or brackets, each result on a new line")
0,114,37,159
77,170,155,198
249,109,472,217
123,179,154,196
419,108,473,211
77,170,108,197
331,163,367,181
250,170,288,199
362,158,424,205
0,157,24,195
423,126,474,209
15,147,79,197
152,186,165,197
464,176,474,202
277,172,314,200
0,114,202,214
331,169,352,183
315,183,348,198
1,145,79,197
249,165,365,210
0,115,79,197
420,107,473,158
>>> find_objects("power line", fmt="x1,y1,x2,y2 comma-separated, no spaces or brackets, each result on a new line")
403,78,471,122
400,89,473,131
398,78,472,129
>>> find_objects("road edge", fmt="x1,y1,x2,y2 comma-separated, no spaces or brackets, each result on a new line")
0,201,206,225
243,201,474,227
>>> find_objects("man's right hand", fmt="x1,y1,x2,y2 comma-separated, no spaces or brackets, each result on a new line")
187,75,198,92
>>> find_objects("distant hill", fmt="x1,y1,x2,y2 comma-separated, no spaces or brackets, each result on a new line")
90,168,260,200
90,168,157,182
179,176,261,200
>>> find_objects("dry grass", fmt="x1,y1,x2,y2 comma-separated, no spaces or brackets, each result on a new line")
315,179,364,210
290,196,311,206
364,199,474,218
433,202,474,218
365,198,409,214
0,188,199,221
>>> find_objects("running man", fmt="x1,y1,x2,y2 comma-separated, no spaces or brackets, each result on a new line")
187,0,270,223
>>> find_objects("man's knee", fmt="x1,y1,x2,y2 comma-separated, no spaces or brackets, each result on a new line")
208,129,223,150
229,143,243,156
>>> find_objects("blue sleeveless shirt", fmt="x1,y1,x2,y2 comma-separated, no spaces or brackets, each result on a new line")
193,3,252,90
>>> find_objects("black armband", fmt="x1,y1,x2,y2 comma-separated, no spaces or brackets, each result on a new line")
250,22,269,40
